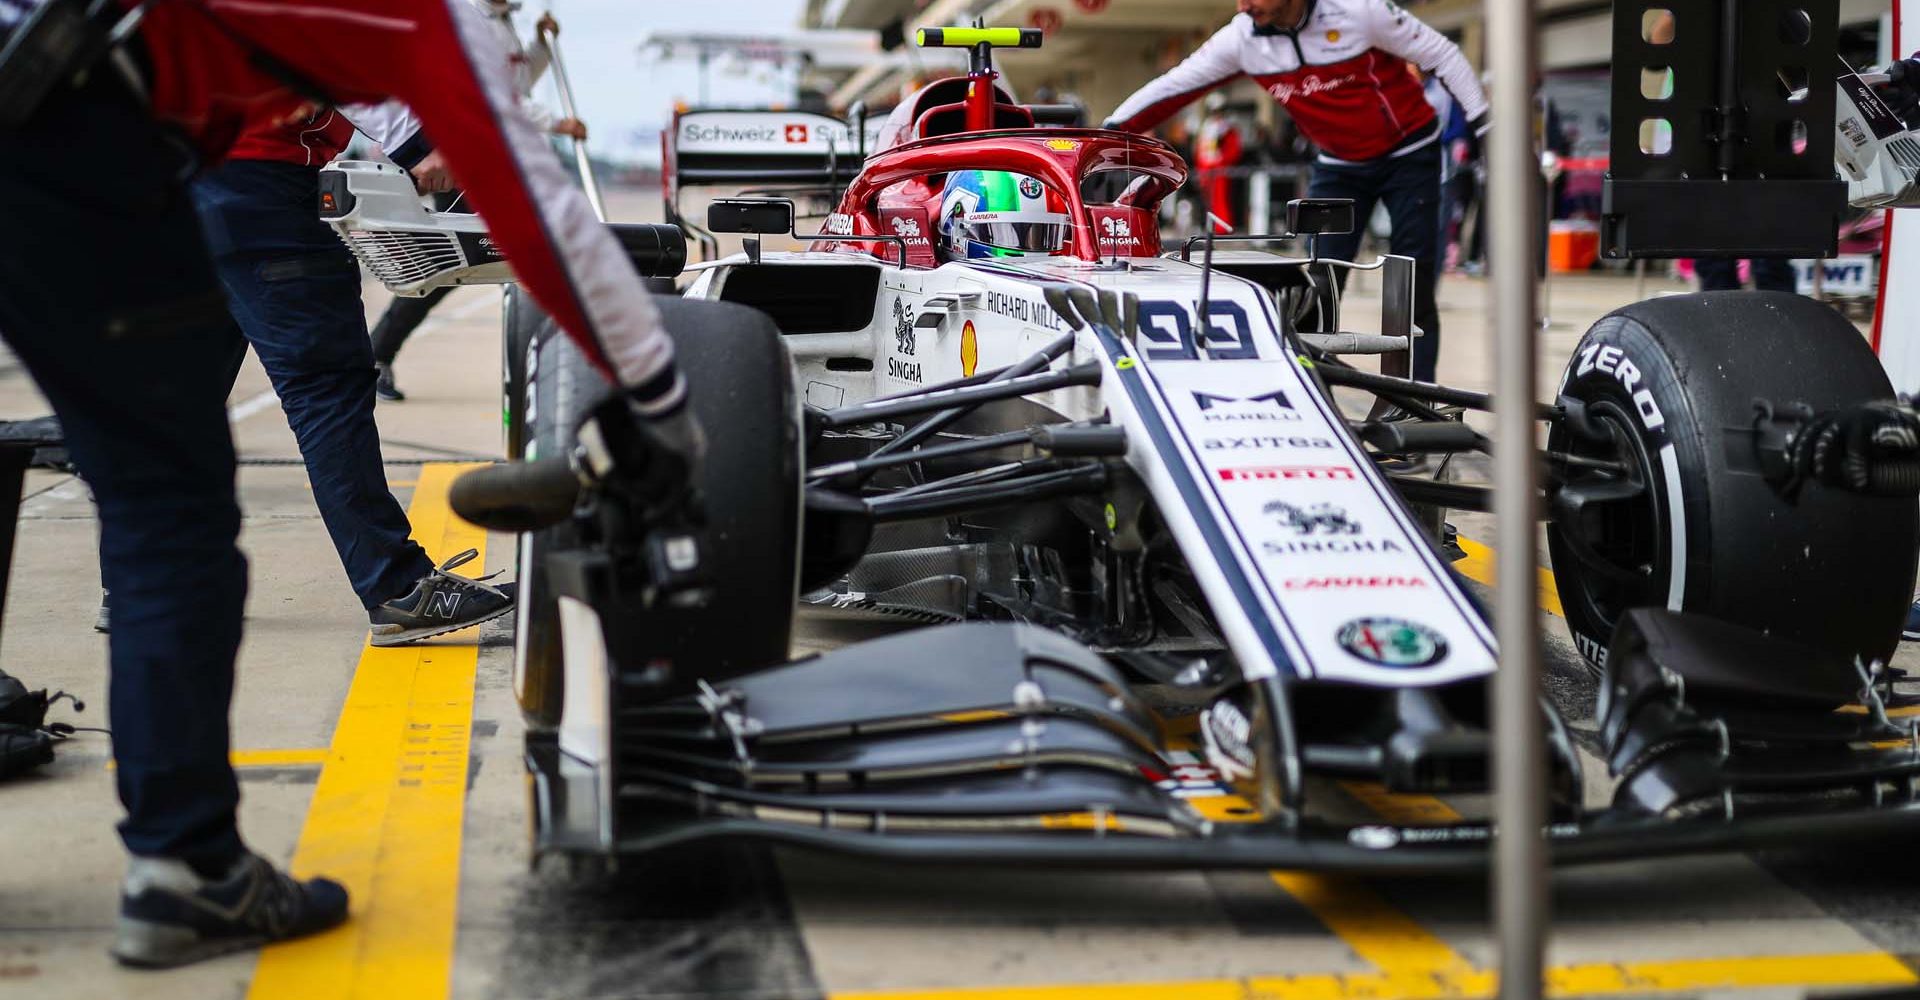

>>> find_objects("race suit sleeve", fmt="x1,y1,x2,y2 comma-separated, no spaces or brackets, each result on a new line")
212,0,678,404
1365,0,1488,123
340,100,434,170
1106,17,1246,133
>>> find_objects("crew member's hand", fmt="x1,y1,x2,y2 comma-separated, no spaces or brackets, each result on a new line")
1880,57,1920,119
535,11,559,37
409,150,457,194
552,118,588,141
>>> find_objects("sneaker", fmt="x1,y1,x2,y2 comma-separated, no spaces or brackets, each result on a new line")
95,588,109,634
374,363,405,402
368,548,515,647
1904,597,1920,641
111,853,349,969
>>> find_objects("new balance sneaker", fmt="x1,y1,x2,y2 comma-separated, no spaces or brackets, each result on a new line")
1904,597,1920,641
374,363,405,402
368,548,515,646
111,853,349,969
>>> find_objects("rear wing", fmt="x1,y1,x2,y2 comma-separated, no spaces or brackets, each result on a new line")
665,109,883,258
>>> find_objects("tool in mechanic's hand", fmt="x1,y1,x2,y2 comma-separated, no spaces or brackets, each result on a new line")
451,396,713,608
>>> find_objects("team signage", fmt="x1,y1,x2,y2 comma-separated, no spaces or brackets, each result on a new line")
675,111,885,156
1145,360,1495,686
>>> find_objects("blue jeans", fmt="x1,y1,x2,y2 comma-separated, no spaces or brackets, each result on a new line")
1308,142,1444,382
192,160,433,610
1695,257,1798,294
0,76,248,868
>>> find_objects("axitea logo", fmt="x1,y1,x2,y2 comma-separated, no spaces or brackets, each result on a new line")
1282,576,1428,591
1217,466,1356,482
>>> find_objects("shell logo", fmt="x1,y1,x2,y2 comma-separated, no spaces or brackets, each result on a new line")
1326,29,1341,41
961,321,979,376
1045,138,1083,152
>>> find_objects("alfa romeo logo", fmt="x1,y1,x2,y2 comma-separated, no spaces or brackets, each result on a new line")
1336,617,1448,668
1018,176,1044,199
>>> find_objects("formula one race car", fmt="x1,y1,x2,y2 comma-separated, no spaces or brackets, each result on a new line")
330,26,1920,870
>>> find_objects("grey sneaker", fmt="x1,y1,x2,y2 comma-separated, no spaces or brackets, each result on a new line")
374,363,405,402
369,549,514,646
111,853,348,969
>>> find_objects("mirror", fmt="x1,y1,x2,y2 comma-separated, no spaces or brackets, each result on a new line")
1287,198,1356,236
708,199,795,236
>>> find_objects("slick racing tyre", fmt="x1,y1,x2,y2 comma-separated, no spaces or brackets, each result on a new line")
513,297,801,729
1546,291,1917,673
501,287,546,461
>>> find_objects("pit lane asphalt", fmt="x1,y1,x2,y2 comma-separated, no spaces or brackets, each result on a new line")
3,190,1918,1000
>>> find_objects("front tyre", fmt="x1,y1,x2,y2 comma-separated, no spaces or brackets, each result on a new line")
1547,291,1917,671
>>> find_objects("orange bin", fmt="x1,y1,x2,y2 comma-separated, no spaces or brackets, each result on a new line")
1549,220,1600,273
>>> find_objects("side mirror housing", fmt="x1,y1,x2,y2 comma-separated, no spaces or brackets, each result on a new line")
708,199,795,236
1286,198,1355,237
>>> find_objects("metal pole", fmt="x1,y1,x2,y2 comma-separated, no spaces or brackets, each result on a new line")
1486,0,1547,994
540,23,609,222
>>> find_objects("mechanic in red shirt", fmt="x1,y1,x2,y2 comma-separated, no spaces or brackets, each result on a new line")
1108,0,1487,387
0,0,692,968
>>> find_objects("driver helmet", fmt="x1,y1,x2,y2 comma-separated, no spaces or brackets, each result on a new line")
937,171,1072,261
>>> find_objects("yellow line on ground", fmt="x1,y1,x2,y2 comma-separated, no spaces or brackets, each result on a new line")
831,952,1916,1000
247,462,488,1000
1337,779,1461,824
1269,871,1477,983
1453,534,1563,619
229,748,331,767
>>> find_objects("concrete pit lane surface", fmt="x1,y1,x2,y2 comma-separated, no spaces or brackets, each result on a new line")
4,190,1920,999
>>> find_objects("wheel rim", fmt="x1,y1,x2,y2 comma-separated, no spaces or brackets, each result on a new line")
1552,399,1669,641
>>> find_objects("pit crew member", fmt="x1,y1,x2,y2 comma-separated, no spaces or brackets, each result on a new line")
1105,0,1489,385
0,0,690,968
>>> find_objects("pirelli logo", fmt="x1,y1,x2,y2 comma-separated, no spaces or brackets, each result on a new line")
1216,466,1357,482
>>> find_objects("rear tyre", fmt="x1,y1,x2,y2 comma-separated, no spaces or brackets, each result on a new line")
514,297,800,729
1546,291,1918,672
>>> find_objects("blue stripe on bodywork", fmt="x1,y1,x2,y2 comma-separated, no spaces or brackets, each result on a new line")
961,260,1302,679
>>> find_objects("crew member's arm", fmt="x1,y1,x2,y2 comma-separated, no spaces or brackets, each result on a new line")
381,1,677,406
1366,0,1489,128
340,101,455,192
1105,18,1245,133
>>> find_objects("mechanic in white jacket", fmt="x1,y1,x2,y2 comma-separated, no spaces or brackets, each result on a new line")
367,0,589,402
1108,0,1488,388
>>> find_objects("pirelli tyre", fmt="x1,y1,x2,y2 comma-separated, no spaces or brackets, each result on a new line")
514,297,801,729
1546,291,1918,673
501,287,545,460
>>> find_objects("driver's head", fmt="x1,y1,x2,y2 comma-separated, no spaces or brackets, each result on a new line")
936,171,1072,262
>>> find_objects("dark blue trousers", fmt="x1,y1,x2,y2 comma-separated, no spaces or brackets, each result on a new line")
0,77,248,868
1308,142,1444,382
192,160,433,610
1695,257,1798,294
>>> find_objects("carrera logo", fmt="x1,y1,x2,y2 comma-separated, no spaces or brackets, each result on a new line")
1218,466,1355,482
1574,344,1666,431
1263,500,1358,535
1283,576,1429,591
1268,73,1357,105
784,123,810,143
1192,390,1300,422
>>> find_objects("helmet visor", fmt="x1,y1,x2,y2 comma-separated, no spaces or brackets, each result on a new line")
962,210,1071,253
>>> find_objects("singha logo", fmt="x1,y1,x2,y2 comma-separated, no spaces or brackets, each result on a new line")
892,299,916,356
890,216,923,238
1100,216,1141,247
1263,500,1359,536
